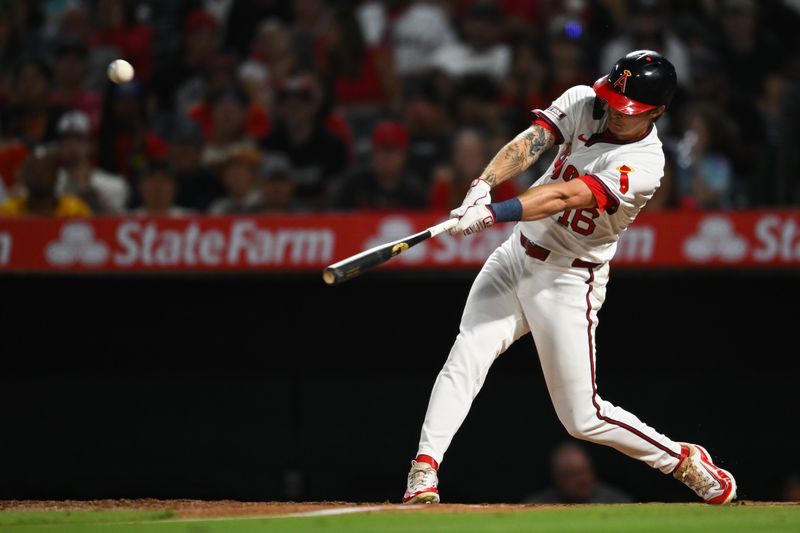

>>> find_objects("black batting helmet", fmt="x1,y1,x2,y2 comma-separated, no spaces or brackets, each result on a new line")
593,50,677,115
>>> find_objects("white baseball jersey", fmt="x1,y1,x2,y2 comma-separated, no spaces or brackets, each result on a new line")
518,85,665,264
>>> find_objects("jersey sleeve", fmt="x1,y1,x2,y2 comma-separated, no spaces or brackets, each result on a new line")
583,152,664,214
530,85,595,145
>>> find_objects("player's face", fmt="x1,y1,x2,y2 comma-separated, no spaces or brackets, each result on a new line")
606,106,664,140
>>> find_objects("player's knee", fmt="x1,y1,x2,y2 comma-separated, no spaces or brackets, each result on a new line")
562,413,601,441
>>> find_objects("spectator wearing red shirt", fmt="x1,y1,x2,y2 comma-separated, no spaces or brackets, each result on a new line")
318,7,398,111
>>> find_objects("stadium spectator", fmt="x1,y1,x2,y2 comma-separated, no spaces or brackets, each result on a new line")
453,74,504,135
331,121,426,210
131,162,189,217
429,1,512,82
676,104,737,210
153,9,222,118
238,18,296,104
317,7,398,112
90,0,153,81
0,5,22,103
261,75,348,208
402,76,453,182
209,148,264,215
259,153,298,212
199,86,264,168
0,148,91,217
290,0,329,71
429,128,518,211
50,38,102,128
97,79,167,178
0,57,64,145
522,442,633,504
223,0,292,59
167,119,224,212
357,0,457,78
54,110,129,214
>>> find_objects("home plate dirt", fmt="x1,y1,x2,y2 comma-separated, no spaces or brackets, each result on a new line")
0,499,795,519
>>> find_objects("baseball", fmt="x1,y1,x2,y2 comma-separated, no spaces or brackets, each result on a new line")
107,59,134,84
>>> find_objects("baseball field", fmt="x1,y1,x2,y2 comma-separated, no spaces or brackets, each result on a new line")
1,500,798,532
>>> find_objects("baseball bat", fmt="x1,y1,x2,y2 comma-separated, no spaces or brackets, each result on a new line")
322,218,458,285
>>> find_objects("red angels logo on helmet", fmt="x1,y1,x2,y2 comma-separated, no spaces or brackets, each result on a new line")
612,69,632,94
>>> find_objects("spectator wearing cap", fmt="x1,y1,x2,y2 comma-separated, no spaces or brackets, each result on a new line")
54,110,129,214
50,38,102,129
168,120,224,211
209,148,264,215
259,153,299,212
0,57,65,146
130,162,190,217
0,149,91,217
428,1,512,82
331,121,426,210
260,75,348,208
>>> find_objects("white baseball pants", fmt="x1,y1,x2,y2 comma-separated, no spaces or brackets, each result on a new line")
417,228,682,474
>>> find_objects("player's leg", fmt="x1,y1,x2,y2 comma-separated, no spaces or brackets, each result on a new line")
417,234,530,464
519,263,682,473
519,263,736,503
405,235,529,503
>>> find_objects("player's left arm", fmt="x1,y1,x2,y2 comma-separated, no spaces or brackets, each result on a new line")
516,179,596,221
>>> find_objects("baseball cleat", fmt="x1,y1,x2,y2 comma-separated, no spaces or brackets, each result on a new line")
402,460,440,504
673,443,737,504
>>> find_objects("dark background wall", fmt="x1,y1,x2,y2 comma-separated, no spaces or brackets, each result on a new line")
1,270,798,503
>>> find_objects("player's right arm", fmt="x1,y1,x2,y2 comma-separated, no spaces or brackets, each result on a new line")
478,124,555,188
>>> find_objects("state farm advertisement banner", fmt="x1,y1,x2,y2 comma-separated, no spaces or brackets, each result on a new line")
0,211,798,273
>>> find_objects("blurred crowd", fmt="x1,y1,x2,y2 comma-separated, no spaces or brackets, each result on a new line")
0,0,799,218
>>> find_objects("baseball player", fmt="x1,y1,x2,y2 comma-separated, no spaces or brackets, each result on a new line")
403,51,736,505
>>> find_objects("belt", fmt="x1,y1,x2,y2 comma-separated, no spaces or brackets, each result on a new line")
519,233,600,269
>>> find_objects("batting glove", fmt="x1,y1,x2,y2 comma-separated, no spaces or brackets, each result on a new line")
448,179,492,235
451,204,495,236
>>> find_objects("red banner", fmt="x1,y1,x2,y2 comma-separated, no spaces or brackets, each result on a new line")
0,211,798,273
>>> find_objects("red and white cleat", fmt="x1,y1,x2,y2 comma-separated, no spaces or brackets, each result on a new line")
673,443,737,504
402,460,440,504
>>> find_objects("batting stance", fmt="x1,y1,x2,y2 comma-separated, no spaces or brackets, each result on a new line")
403,51,736,505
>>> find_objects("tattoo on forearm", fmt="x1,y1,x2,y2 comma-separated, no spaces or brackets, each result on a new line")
479,126,553,187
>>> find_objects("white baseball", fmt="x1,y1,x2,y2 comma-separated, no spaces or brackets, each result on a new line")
107,59,134,84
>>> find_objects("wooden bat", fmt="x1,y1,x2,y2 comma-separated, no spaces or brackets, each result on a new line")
322,218,458,285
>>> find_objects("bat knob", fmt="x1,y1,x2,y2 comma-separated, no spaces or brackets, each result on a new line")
322,269,337,285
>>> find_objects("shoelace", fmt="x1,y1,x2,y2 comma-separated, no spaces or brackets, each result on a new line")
679,458,719,497
409,467,436,490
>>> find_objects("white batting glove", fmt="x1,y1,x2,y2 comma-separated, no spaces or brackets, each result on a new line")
450,204,495,236
448,179,492,235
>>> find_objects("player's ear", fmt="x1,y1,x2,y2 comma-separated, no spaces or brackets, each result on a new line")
650,105,666,121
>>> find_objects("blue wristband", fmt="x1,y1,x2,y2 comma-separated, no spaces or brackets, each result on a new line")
487,198,523,223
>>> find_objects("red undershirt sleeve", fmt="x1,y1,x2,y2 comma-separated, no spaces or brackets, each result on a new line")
578,174,620,214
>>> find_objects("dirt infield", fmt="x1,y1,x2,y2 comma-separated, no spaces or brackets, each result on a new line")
0,499,796,519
